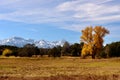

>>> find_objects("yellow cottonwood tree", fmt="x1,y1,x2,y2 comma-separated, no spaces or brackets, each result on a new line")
93,26,109,58
81,27,93,58
81,26,109,59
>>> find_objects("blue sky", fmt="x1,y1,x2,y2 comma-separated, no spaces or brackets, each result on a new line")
0,0,120,44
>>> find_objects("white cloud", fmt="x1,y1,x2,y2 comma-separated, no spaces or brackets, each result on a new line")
0,0,20,6
27,28,38,32
0,0,120,33
60,24,85,32
57,0,120,23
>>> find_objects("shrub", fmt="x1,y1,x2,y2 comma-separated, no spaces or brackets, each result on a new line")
2,49,12,57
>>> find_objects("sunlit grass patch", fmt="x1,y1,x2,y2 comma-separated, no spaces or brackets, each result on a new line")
0,57,120,78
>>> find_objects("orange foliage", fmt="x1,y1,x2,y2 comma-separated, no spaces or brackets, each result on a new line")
93,26,109,49
81,26,109,59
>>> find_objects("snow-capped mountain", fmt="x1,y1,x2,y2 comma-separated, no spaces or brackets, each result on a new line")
0,37,34,47
0,37,66,48
35,40,66,48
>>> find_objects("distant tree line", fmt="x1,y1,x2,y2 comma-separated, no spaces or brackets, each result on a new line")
0,41,83,57
101,41,120,58
0,41,120,58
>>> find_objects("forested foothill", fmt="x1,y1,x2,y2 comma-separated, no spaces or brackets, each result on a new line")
0,41,120,58
0,42,83,58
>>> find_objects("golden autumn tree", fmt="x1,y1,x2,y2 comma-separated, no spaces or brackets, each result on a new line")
81,27,93,58
81,26,109,59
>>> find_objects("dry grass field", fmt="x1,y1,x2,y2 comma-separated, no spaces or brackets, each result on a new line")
0,56,120,80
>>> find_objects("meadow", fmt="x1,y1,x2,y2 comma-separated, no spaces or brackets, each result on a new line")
0,56,120,80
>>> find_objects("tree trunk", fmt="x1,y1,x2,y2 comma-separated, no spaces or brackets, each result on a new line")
92,53,95,59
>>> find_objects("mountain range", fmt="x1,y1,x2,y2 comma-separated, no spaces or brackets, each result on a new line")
0,37,66,48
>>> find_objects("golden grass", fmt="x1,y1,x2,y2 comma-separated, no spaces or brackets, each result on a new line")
0,57,120,78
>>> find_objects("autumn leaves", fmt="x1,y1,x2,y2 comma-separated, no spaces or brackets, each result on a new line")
81,26,109,59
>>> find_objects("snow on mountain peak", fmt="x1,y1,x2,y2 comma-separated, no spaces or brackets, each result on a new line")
0,37,66,48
